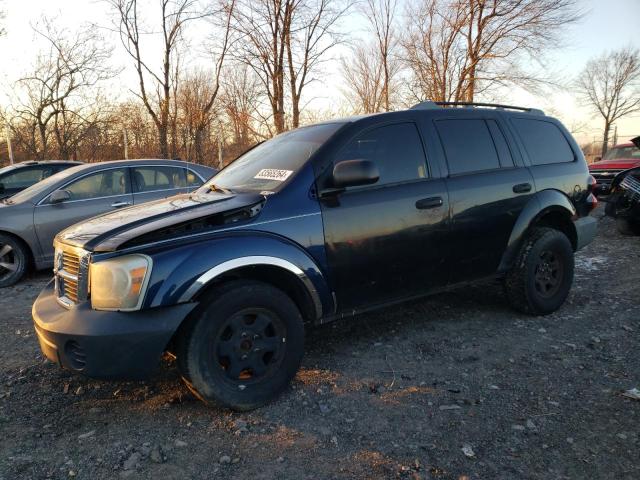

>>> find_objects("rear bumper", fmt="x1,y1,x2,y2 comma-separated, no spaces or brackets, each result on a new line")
32,280,197,380
574,216,598,251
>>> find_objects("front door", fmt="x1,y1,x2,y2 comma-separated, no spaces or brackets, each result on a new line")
34,167,133,262
319,122,450,312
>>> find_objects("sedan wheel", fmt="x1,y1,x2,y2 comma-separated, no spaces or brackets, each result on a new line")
0,235,28,287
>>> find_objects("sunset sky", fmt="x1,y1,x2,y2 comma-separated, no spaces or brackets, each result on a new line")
0,0,638,144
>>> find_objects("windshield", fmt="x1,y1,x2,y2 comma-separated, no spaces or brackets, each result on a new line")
603,145,640,160
5,164,85,204
200,123,343,194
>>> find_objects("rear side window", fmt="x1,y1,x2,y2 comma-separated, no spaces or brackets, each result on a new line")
435,119,501,175
512,119,574,165
186,169,204,187
132,166,186,193
336,122,428,186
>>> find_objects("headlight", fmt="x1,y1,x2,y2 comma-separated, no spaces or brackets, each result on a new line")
89,254,152,311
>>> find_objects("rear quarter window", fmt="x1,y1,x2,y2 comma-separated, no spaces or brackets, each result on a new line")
512,118,574,165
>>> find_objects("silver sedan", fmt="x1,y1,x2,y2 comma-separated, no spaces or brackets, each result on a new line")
0,159,216,286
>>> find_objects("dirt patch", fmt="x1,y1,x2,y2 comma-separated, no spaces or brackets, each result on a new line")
1,208,639,479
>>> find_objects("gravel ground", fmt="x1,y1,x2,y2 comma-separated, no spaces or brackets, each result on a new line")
1,208,639,480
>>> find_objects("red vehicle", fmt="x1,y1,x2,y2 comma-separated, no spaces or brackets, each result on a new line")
589,140,640,195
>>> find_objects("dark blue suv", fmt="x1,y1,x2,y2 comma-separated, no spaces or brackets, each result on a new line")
33,102,598,410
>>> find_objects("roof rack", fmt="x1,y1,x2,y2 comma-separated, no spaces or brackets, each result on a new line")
411,101,544,116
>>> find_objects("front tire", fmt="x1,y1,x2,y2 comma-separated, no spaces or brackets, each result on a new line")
0,234,28,288
505,227,574,315
177,280,305,410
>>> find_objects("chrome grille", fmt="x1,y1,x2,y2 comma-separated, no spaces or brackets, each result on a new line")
621,174,640,202
54,244,89,308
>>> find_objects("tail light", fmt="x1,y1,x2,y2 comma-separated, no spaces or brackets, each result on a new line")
586,192,598,212
587,175,597,193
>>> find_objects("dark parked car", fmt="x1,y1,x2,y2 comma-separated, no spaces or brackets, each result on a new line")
0,160,81,199
604,137,640,235
33,102,597,410
0,159,215,287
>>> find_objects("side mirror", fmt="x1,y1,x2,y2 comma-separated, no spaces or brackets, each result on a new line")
594,156,602,162
49,189,71,204
332,159,380,188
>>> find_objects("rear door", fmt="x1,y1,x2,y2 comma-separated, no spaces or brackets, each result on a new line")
33,167,132,262
434,116,535,283
319,120,450,311
131,165,189,204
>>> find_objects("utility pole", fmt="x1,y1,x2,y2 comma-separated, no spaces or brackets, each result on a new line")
5,120,14,165
123,127,129,160
217,122,223,170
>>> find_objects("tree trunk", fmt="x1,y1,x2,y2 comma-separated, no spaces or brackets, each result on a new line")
601,121,611,157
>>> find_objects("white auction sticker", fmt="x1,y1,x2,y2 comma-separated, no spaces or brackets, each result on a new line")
254,168,293,182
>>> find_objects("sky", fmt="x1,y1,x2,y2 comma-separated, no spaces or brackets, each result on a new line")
0,0,639,145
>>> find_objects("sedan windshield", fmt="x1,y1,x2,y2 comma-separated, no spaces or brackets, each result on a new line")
201,123,343,194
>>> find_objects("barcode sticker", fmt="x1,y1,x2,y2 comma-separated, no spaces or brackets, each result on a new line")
254,169,293,182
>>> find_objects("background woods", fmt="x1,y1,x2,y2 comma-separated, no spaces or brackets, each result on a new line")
0,0,638,167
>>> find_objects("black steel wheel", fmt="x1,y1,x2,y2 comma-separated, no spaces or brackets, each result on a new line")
505,227,574,315
0,234,28,288
177,280,305,410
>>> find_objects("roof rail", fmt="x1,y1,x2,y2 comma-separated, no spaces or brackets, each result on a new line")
411,101,544,115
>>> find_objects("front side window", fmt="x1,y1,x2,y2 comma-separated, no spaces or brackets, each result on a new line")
512,118,574,165
201,123,343,194
336,123,428,186
132,166,186,193
62,169,127,201
435,119,501,175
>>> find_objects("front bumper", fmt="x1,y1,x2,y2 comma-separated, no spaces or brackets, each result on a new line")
32,280,197,380
574,216,598,251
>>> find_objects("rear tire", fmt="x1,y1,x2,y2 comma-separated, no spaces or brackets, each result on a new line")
177,280,305,410
505,227,574,315
616,217,640,236
0,234,28,288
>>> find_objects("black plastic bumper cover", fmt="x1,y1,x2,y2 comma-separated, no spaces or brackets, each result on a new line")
32,281,197,380
574,216,598,251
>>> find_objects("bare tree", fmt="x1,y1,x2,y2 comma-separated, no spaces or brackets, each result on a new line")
403,0,580,103
233,0,346,133
576,47,640,157
108,0,212,158
341,43,386,113
285,0,346,128
10,21,114,159
363,0,398,111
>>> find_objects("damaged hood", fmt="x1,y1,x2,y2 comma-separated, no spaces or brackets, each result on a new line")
56,191,265,252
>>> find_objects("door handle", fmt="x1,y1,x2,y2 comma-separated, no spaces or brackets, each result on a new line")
111,201,131,208
513,183,532,194
415,196,443,210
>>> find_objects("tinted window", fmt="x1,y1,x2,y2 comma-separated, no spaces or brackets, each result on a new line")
436,119,500,175
132,166,186,193
486,119,514,168
1,167,47,188
186,169,204,187
512,119,574,165
336,123,428,186
63,169,127,201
